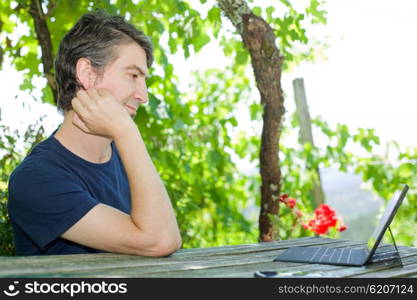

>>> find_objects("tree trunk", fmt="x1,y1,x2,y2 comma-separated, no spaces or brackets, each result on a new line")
217,0,285,242
28,0,57,105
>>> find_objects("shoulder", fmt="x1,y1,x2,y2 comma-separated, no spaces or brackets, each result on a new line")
10,138,71,184
8,137,84,203
7,138,96,215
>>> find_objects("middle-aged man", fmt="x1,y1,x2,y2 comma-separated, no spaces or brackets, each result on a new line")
7,11,182,256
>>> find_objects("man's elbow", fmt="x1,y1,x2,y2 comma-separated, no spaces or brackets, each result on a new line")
158,237,182,257
146,235,182,257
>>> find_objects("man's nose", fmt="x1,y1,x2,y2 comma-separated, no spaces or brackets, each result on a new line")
134,80,148,104
136,94,148,104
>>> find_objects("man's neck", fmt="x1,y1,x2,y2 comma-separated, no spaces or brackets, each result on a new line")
54,111,112,164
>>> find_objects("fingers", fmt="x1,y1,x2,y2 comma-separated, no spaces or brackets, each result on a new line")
71,97,90,133
76,90,93,108
72,111,90,133
97,88,110,97
70,87,130,138
74,89,99,114
71,96,88,117
86,88,100,101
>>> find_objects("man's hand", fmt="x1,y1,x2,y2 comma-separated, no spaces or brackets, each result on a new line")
71,88,134,139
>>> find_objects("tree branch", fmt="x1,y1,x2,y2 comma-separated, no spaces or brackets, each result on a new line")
44,0,57,20
217,0,251,34
28,0,57,104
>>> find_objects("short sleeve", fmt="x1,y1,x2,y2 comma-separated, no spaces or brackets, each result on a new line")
8,164,100,250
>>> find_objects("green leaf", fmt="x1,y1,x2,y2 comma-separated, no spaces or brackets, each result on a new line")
249,103,261,121
42,85,54,106
150,19,165,34
228,117,238,127
148,93,161,110
266,6,275,20
398,163,413,178
280,0,292,8
207,7,221,24
208,150,222,168
235,49,248,65
1,15,15,33
252,6,262,17
168,34,179,54
19,76,33,92
306,0,327,24
193,32,210,53
183,44,190,58
176,1,186,12
337,124,349,148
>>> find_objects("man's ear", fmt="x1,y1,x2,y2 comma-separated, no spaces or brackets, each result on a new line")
76,58,97,89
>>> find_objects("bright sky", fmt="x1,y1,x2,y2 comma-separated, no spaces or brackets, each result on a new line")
287,0,417,151
1,0,416,154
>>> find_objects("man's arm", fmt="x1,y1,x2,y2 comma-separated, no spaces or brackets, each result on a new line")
61,89,182,256
115,122,182,252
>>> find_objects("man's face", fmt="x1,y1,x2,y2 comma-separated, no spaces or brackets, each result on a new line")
94,42,149,117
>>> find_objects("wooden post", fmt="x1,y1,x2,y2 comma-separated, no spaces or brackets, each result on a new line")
292,78,326,207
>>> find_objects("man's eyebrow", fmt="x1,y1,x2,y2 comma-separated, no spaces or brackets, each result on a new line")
125,65,148,77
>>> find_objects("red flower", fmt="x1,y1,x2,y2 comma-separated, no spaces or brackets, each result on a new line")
314,204,338,227
279,194,297,209
279,195,346,235
337,224,347,232
308,218,329,235
304,204,345,235
286,198,296,209
279,194,289,203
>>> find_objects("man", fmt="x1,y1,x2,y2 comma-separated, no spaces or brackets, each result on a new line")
7,11,182,256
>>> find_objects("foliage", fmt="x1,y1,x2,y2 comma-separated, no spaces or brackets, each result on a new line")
274,113,417,246
0,116,46,255
137,65,261,247
246,0,328,70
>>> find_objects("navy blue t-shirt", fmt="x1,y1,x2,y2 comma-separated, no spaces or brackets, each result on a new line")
7,128,131,255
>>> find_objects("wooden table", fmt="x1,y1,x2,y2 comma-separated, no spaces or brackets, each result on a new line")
1,237,416,278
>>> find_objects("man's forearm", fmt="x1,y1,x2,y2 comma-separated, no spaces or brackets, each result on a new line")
114,123,181,246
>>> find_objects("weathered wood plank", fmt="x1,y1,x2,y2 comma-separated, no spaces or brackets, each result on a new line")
0,237,416,278
363,263,417,278
0,237,348,277
106,245,417,278
1,240,367,277
156,247,417,278
81,249,416,279
349,253,417,278
148,248,417,278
